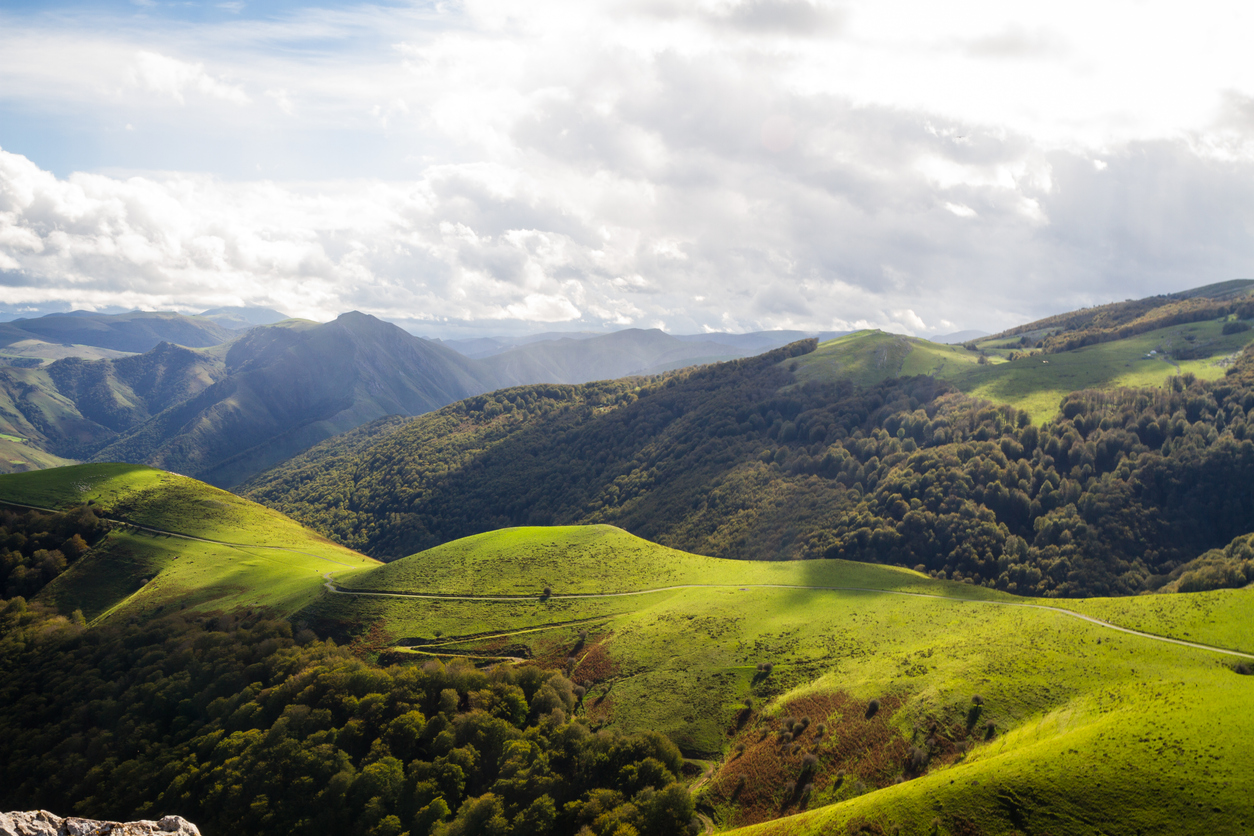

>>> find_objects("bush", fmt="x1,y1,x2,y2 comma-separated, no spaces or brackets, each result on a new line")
1234,662,1253,676
1223,320,1251,335
865,699,880,719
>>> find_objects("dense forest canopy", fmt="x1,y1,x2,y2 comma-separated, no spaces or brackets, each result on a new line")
246,338,1254,598
0,605,695,836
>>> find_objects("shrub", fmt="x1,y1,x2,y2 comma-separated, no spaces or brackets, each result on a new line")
907,746,928,773
1234,662,1253,676
1223,320,1251,335
865,699,880,719
814,723,826,736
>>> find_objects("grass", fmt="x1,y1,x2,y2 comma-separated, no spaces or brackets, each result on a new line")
0,437,77,474
8,470,1254,834
0,464,379,622
793,319,1254,423
313,524,1254,834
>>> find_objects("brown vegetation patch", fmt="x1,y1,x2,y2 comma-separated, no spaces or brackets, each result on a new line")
348,620,394,657
570,638,617,683
584,692,615,725
707,690,911,829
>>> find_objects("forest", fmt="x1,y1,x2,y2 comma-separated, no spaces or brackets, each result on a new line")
246,338,1254,597
0,598,697,836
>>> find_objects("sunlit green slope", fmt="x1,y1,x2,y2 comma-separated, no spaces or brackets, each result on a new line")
309,524,1254,835
0,463,378,621
793,316,1254,422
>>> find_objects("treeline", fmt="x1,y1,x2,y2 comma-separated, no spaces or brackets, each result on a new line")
0,603,695,836
247,341,1254,597
984,285,1254,356
0,503,107,600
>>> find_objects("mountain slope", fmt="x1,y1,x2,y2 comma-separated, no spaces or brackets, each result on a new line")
0,463,378,620
8,310,236,352
91,312,511,487
311,524,1254,834
244,323,1254,597
480,328,744,383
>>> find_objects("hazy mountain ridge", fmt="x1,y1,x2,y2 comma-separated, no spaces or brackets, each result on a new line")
7,310,237,353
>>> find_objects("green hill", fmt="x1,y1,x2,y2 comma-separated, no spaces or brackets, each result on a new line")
3,468,1254,835
787,317,1254,424
245,322,1254,597
0,463,378,620
304,524,1254,835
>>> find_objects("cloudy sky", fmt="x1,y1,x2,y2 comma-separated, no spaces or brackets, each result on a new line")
2,0,1254,338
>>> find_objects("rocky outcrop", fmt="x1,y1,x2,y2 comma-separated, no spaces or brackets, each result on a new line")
0,811,199,836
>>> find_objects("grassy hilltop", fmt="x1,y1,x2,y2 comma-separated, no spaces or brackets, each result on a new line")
245,321,1254,601
2,467,1253,834
0,463,378,620
307,523,1254,835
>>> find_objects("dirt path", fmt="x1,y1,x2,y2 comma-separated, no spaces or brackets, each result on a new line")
9,497,1252,663
0,498,366,569
325,580,1254,661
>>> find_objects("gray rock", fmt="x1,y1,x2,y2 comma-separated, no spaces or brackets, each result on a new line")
0,812,199,836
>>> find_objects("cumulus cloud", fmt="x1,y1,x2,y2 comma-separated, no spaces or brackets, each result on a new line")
3,1,1254,336
130,51,250,105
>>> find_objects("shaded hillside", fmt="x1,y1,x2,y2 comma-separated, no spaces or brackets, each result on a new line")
92,313,511,487
246,337,1254,596
982,279,1254,354
0,313,513,484
0,342,225,462
481,328,742,382
8,310,236,353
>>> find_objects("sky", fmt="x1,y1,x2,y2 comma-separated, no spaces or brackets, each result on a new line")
2,0,1254,338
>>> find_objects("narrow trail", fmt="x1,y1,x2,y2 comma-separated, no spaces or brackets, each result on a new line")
8,496,1252,662
0,498,367,569
325,580,1254,661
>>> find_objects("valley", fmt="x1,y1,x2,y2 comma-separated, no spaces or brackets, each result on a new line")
3,283,1254,835
1,465,1252,834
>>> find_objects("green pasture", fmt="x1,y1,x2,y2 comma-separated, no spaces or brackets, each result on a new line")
336,524,1011,601
315,524,1254,834
7,466,1254,834
794,319,1254,423
0,464,378,623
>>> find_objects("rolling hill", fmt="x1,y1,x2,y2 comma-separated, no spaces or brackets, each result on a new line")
308,523,1254,835
0,463,378,619
0,312,516,484
4,467,1250,836
242,308,1254,598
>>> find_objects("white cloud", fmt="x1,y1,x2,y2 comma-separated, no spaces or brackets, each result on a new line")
130,51,251,105
2,1,1254,336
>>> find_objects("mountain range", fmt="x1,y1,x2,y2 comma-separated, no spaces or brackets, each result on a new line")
0,311,853,485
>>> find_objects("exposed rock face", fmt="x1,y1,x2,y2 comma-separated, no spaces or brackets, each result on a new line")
0,811,199,836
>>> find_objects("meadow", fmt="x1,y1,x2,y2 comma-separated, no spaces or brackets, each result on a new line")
0,463,378,621
792,317,1254,423
7,466,1254,834
317,524,1254,835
